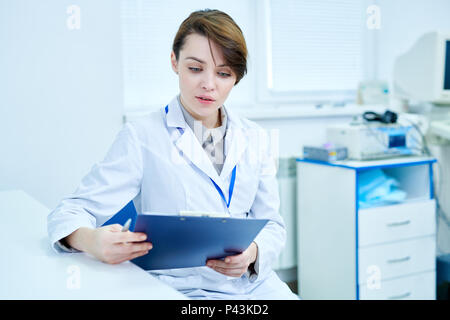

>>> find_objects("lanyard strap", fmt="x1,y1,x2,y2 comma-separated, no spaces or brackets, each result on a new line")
209,165,236,208
165,104,236,208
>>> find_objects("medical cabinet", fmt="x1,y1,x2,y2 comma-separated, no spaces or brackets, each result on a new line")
296,157,436,299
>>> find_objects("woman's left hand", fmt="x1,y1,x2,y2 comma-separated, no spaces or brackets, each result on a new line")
206,242,258,277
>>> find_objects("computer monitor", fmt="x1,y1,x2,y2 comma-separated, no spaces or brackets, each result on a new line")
394,31,450,105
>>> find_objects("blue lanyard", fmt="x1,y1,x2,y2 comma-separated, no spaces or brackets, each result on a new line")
165,105,236,208
210,165,236,208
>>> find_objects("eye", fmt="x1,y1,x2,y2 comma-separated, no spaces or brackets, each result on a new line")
188,67,201,72
218,71,231,78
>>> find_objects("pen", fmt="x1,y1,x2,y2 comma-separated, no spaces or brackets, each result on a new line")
122,218,132,232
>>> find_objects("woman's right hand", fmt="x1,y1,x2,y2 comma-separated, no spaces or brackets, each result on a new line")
65,224,152,264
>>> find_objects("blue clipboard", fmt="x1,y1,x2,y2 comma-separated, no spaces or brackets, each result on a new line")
103,201,268,270
132,214,268,270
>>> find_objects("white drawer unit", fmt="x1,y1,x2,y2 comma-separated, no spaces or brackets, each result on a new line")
358,200,436,247
297,157,437,300
359,271,436,300
358,236,436,284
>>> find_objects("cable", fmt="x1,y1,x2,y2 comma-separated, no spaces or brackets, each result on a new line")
363,110,398,124
399,116,432,156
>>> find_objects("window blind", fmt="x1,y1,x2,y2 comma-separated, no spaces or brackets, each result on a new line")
269,0,365,93
120,0,180,109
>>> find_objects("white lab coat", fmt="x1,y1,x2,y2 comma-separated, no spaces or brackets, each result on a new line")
47,96,298,299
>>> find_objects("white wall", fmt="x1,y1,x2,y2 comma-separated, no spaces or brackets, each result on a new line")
0,0,124,209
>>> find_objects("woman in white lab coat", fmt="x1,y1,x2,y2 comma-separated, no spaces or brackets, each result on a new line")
47,9,298,300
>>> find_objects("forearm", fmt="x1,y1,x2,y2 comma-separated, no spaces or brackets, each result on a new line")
64,227,95,253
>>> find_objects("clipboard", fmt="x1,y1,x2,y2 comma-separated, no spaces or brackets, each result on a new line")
102,201,268,270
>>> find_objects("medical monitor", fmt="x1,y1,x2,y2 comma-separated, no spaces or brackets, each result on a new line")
394,31,450,104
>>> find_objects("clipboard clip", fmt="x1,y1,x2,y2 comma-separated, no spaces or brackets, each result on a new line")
179,211,230,218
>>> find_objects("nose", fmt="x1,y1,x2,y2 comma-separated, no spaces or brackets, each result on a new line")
200,71,215,91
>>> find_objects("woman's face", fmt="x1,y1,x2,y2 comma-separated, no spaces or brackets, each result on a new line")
171,33,237,124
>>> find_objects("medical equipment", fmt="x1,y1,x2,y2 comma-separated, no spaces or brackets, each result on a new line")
394,31,450,104
394,31,450,141
326,123,422,160
357,80,390,105
303,144,348,162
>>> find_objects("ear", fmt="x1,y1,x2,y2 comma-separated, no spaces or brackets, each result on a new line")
170,51,178,74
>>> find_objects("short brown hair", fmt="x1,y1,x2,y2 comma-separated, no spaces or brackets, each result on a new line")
172,9,248,85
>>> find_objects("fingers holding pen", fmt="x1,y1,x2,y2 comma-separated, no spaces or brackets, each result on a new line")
101,240,152,265
91,225,153,264
113,222,152,262
114,230,148,244
118,240,153,253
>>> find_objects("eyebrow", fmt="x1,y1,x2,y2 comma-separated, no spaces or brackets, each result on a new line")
185,56,228,67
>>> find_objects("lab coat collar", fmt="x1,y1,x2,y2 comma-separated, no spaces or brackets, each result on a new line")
220,110,247,181
165,96,187,130
163,96,248,204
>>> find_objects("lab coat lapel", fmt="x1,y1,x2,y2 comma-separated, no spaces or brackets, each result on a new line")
164,97,226,193
220,108,248,181
175,128,225,189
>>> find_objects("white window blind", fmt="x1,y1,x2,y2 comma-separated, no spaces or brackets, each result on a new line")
120,0,253,111
268,0,365,95
120,0,180,110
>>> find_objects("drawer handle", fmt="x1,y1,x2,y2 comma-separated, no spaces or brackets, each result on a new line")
387,256,411,264
387,291,411,300
386,220,411,227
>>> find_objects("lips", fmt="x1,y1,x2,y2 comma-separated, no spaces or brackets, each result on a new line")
195,95,216,105
196,95,215,102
